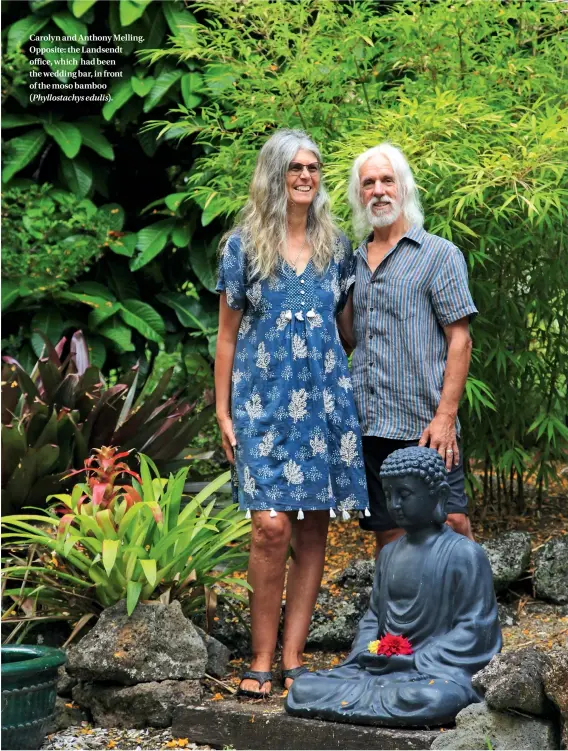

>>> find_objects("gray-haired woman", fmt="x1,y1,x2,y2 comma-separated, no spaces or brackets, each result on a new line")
215,129,369,697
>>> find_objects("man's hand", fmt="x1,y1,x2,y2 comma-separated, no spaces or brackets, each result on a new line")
217,414,237,464
418,412,459,471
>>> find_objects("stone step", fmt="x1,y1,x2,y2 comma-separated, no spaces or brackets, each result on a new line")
172,701,440,750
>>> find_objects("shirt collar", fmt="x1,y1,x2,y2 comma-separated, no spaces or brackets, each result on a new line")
354,225,426,259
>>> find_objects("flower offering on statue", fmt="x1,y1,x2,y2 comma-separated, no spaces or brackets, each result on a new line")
368,634,413,656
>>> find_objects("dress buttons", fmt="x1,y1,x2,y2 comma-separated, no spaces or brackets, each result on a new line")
300,290,305,295
300,279,304,284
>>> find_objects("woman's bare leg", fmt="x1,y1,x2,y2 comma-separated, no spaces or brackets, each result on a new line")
281,510,329,688
240,510,293,694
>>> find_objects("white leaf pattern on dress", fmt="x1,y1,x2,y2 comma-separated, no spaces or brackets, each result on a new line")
284,460,304,485
256,342,270,371
243,466,257,497
324,350,336,374
276,311,290,331
292,334,308,360
245,393,264,421
310,432,327,456
288,389,308,422
247,282,262,307
323,389,335,414
239,315,252,338
338,375,353,391
340,431,357,466
307,312,323,329
258,429,276,457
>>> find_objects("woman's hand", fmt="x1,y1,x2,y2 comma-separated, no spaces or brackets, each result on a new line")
217,414,237,464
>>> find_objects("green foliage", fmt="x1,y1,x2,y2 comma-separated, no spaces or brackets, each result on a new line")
152,0,568,509
2,455,251,619
1,184,109,299
1,331,214,514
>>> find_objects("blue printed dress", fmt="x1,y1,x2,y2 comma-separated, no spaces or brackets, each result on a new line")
216,232,369,520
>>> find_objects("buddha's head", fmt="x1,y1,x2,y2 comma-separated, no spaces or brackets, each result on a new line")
380,447,450,530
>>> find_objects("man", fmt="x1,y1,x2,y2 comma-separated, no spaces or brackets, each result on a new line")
346,143,478,555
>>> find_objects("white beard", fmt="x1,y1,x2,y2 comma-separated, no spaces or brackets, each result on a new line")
366,198,402,228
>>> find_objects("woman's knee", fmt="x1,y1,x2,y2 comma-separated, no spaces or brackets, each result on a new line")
251,512,291,549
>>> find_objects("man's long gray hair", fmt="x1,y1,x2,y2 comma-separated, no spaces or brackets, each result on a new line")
236,129,337,280
347,143,424,239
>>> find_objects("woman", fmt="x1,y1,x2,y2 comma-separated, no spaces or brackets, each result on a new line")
215,129,369,698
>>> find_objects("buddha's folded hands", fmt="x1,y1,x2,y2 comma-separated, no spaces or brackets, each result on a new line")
357,653,415,674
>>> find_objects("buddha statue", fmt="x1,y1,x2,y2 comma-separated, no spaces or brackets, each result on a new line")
286,447,501,727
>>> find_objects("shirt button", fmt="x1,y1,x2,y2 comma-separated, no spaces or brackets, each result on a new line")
369,387,375,395
300,279,304,284
370,307,374,312
369,334,373,339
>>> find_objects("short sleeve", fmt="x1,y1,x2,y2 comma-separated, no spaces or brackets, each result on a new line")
336,234,356,314
216,234,247,311
431,245,478,327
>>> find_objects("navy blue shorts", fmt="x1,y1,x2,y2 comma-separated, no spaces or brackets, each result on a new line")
360,436,469,532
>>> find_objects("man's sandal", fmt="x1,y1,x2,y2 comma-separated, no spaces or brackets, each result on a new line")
236,670,273,699
282,666,309,687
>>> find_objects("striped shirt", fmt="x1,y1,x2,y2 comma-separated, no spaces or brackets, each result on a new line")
352,225,477,440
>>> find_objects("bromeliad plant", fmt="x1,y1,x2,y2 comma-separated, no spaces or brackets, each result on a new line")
1,330,214,514
2,453,251,621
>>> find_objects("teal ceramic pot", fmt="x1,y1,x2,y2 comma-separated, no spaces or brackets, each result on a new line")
1,645,66,750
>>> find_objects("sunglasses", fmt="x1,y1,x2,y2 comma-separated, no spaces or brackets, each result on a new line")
288,161,322,175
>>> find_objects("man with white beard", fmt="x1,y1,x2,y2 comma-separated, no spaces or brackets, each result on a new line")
345,144,478,555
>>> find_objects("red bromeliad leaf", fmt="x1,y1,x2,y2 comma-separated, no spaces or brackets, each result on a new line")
377,633,413,656
57,513,75,536
91,482,108,506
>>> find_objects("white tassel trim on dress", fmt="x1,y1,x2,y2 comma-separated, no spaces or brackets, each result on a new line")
295,311,304,321
329,508,336,518
245,509,251,519
341,509,351,521
364,507,371,517
269,508,277,517
297,508,304,520
285,310,293,321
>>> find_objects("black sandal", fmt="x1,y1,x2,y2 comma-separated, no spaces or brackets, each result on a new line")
236,670,273,699
282,665,309,686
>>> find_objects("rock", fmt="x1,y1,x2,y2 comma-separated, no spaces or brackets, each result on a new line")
194,624,232,678
72,679,202,728
472,648,552,716
335,559,375,589
46,696,88,733
205,598,251,658
481,532,531,593
430,701,559,750
307,588,371,650
67,600,207,685
542,647,568,749
534,535,568,604
497,602,519,628
56,665,77,698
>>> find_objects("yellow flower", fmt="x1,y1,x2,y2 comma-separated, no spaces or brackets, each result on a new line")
368,639,381,654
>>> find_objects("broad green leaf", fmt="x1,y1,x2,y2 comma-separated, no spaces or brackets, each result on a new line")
126,580,143,615
162,3,197,43
120,300,165,343
164,193,188,212
30,309,65,357
204,64,236,95
43,122,82,159
98,203,125,232
7,15,48,53
75,122,114,160
181,74,204,109
120,0,152,27
52,10,88,40
98,317,136,352
171,223,191,248
60,155,93,197
1,280,20,312
131,76,155,97
102,539,119,576
2,130,47,183
102,80,135,121
88,302,122,328
140,558,157,587
71,0,98,17
156,292,209,331
108,233,137,257
56,291,109,310
130,219,174,271
2,114,41,129
143,69,184,113
190,246,218,292
70,282,115,301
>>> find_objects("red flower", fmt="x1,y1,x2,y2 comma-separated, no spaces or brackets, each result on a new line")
377,633,413,656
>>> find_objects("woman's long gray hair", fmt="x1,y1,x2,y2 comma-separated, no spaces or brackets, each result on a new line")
233,129,337,280
348,143,424,239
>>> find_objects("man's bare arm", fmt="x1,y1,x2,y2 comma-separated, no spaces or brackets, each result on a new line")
337,293,356,355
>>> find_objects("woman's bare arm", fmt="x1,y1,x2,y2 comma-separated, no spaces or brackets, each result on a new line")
337,293,356,355
215,293,243,463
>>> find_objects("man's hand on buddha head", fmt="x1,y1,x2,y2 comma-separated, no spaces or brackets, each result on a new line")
357,653,414,674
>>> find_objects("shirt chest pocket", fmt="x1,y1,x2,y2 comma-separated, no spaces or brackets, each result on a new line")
378,278,419,321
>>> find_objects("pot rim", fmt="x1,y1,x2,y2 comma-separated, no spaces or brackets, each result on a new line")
1,645,67,680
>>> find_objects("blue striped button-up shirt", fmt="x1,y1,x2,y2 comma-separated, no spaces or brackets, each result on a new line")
351,225,478,440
